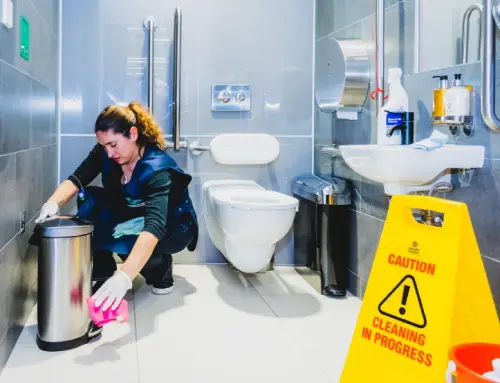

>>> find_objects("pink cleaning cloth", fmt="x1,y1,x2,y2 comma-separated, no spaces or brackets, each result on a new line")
86,297,129,326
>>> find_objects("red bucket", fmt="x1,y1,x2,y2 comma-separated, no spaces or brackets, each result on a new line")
450,343,500,382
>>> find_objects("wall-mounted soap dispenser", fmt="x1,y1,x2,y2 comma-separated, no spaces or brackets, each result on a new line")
433,73,474,136
445,74,472,121
432,75,448,122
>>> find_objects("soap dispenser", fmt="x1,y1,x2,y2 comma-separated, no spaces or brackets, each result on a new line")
444,74,471,118
432,75,448,120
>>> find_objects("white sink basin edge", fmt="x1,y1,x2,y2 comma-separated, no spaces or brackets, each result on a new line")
338,144,485,194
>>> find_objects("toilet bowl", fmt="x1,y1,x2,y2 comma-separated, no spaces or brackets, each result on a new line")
202,180,299,273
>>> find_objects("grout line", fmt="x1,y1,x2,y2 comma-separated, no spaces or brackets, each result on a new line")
239,271,280,318
483,255,500,264
0,215,37,256
131,286,141,383
25,0,58,39
349,208,385,222
0,58,55,92
0,143,57,159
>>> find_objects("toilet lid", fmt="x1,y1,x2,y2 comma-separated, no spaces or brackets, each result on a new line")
213,189,298,210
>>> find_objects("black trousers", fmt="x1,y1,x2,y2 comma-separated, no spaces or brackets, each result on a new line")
92,249,174,288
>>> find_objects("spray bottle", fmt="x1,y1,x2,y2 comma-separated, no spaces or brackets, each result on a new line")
377,68,409,145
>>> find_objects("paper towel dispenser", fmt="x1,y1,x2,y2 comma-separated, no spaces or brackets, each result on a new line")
315,38,370,118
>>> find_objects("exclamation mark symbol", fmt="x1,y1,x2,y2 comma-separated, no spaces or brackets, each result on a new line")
399,285,410,315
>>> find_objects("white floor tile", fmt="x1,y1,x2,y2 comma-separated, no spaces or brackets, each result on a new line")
247,267,362,381
0,265,362,383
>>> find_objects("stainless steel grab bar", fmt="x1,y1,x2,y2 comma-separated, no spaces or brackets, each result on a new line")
414,0,422,73
376,0,385,111
172,7,185,151
481,0,500,131
462,4,483,64
144,17,156,114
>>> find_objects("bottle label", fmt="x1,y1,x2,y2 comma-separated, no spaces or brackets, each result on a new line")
386,112,403,126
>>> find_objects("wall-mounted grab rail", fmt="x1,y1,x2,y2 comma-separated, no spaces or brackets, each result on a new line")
172,7,186,151
144,17,156,114
376,0,384,111
462,4,483,64
414,0,422,73
481,0,500,132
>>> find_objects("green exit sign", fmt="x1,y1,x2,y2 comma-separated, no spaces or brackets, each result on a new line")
20,15,29,61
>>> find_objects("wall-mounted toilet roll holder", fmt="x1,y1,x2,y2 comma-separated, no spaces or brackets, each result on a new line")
315,38,371,120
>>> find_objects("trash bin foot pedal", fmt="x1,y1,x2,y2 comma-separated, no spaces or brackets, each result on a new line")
36,333,90,352
36,322,103,352
87,322,103,339
323,285,347,298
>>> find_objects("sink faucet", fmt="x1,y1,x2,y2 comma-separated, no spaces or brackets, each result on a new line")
385,111,415,145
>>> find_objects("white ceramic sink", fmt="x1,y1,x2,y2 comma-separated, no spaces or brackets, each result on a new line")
339,144,485,195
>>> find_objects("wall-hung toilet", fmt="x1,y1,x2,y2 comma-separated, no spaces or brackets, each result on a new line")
196,134,299,273
203,180,298,273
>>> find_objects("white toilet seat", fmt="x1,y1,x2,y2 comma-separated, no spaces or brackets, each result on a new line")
213,189,298,211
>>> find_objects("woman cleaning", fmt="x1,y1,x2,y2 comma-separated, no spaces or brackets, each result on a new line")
35,101,198,313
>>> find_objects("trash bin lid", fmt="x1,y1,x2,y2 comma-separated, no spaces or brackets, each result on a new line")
291,174,351,206
38,215,94,238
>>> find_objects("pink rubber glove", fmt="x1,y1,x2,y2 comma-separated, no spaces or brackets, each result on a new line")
92,270,132,311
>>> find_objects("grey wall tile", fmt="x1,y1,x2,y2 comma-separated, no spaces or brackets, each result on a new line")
31,0,59,37
16,148,44,227
0,62,32,155
315,0,335,39
447,160,500,261
350,211,384,281
0,238,19,342
42,144,58,202
484,257,500,315
0,155,17,251
60,136,97,181
32,81,56,147
347,271,360,297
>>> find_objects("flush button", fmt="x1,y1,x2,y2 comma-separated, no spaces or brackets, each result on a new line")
211,84,251,112
218,91,230,103
235,92,246,103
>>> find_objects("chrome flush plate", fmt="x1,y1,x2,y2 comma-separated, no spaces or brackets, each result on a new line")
211,84,251,112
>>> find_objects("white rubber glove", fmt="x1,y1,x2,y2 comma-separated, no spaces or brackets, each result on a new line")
92,270,132,311
35,201,59,223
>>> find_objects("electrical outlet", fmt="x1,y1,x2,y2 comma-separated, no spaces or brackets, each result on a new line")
20,210,26,235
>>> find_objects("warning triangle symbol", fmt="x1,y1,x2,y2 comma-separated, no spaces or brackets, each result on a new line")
378,274,427,329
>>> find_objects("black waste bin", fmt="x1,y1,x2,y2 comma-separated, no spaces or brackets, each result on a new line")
292,175,351,298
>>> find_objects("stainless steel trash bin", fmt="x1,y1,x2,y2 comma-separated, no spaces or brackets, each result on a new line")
36,215,98,351
292,175,351,298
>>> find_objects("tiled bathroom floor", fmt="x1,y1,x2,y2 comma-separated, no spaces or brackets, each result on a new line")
0,265,362,383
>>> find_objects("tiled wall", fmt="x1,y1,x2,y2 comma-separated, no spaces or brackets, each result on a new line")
315,0,500,314
0,0,58,373
60,0,314,265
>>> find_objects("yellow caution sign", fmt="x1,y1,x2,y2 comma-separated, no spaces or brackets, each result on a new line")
340,195,500,383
